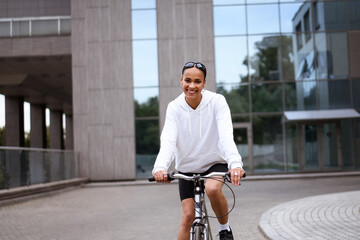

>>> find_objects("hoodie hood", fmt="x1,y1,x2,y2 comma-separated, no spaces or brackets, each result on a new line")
174,90,216,137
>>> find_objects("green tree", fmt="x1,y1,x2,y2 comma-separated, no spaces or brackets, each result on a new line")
0,127,4,146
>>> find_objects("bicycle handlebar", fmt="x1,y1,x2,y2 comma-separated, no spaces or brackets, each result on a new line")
148,171,246,182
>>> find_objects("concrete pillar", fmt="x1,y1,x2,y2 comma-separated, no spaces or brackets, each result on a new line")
30,104,46,148
71,0,135,180
65,114,73,150
157,0,216,128
29,104,47,184
4,96,25,187
5,96,24,146
49,110,63,149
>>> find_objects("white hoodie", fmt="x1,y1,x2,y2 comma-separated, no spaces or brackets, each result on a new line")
152,90,243,174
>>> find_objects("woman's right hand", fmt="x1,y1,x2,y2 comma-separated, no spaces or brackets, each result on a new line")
153,170,170,183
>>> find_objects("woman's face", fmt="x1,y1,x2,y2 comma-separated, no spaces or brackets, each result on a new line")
181,67,206,103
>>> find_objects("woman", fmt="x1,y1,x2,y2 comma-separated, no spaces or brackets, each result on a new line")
152,61,245,240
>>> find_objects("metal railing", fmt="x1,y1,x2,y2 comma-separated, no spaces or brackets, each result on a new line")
0,16,71,38
0,146,79,190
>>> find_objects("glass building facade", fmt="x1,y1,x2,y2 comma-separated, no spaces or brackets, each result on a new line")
133,0,360,177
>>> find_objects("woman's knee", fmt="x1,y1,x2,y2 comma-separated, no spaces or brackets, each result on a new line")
205,180,223,199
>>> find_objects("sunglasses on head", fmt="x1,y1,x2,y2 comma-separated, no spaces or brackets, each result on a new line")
182,62,207,78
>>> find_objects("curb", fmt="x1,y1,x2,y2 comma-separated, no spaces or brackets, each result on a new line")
0,178,89,202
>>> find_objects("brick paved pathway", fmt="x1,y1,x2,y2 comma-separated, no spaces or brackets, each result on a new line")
259,191,360,240
0,174,359,240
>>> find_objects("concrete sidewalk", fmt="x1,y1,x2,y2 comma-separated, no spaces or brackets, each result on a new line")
0,172,359,240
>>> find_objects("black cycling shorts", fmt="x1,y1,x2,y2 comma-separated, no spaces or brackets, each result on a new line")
178,163,228,201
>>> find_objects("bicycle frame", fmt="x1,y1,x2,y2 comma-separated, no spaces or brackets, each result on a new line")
190,176,211,240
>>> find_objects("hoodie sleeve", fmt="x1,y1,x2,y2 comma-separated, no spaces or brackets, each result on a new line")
152,102,178,175
215,94,244,169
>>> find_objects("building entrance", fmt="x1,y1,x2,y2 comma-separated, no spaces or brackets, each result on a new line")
299,121,342,171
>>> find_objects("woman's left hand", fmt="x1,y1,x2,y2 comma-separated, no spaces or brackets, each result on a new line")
229,168,246,186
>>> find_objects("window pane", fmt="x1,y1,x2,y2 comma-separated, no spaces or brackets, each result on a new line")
348,0,360,30
341,120,355,169
318,80,351,110
247,0,278,3
132,10,157,39
32,20,58,36
284,81,317,111
315,1,346,31
280,35,296,81
251,83,282,112
0,22,10,37
213,0,244,4
133,40,158,87
315,32,348,80
352,79,360,108
60,19,71,34
132,0,156,9
280,3,304,33
135,119,159,178
252,115,284,173
12,21,29,36
286,123,300,172
248,35,280,81
247,4,279,34
293,33,315,81
134,87,159,117
217,84,249,113
213,6,246,36
215,37,248,84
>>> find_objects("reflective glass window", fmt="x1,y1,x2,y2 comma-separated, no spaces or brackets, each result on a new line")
251,83,283,112
293,34,315,81
341,120,355,169
32,20,58,36
132,0,156,9
348,0,360,30
132,40,158,87
284,81,317,111
315,1,346,31
352,79,360,108
135,119,159,178
0,22,10,37
247,0,278,3
314,32,348,80
213,0,244,4
213,6,246,36
286,123,300,172
12,21,29,36
318,80,351,110
247,4,280,34
252,115,284,173
132,10,157,39
215,37,248,84
248,35,280,81
134,88,159,117
280,35,296,81
280,3,305,33
217,84,249,113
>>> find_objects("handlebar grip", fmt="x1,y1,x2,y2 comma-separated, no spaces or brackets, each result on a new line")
148,172,175,182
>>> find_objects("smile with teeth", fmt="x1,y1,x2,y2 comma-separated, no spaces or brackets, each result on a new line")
188,90,196,94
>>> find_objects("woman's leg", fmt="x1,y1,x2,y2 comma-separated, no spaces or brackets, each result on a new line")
178,198,195,240
205,178,228,224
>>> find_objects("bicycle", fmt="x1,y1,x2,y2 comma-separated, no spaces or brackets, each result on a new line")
149,171,246,240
